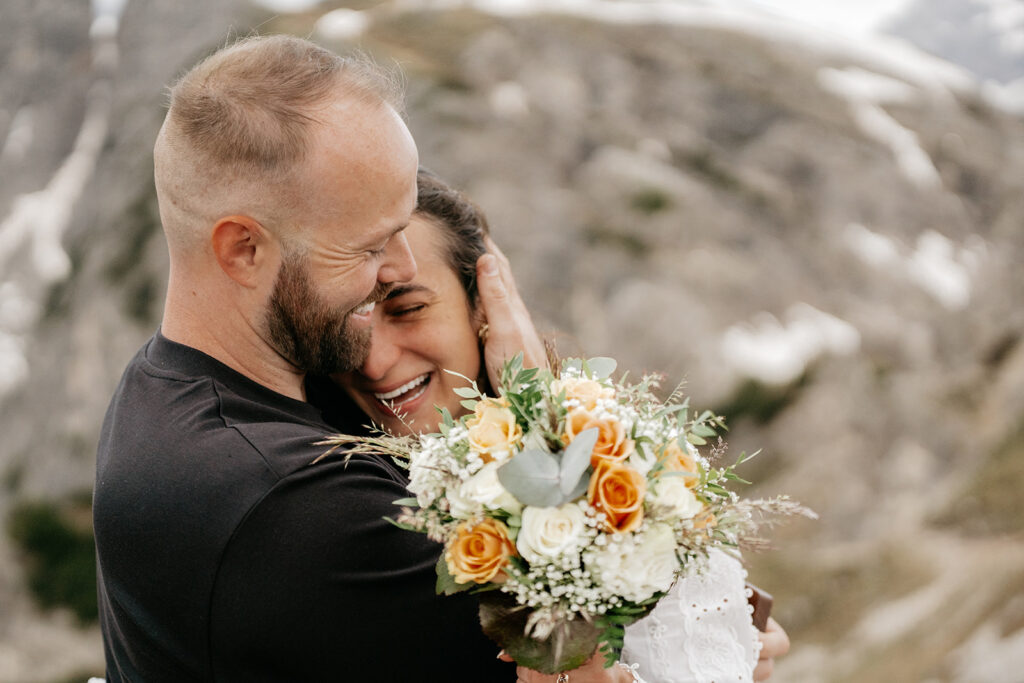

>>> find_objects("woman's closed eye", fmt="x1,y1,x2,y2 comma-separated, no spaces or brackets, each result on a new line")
387,303,427,318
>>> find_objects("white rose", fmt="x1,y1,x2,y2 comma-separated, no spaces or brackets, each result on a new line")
457,462,523,516
627,443,658,477
589,523,679,602
516,503,587,564
650,474,704,520
446,484,480,520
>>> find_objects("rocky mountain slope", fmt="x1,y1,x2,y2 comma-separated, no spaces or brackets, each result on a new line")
2,1,1023,680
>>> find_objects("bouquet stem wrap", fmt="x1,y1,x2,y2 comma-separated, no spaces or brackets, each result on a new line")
478,592,602,674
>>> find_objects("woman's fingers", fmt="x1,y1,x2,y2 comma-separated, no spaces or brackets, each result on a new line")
476,248,547,386
484,237,533,321
753,618,789,681
753,657,774,681
759,618,790,658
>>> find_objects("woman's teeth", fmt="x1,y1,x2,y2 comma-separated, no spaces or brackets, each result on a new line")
353,301,376,315
374,373,430,403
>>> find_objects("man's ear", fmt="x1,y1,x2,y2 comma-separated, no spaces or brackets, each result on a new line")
210,215,272,288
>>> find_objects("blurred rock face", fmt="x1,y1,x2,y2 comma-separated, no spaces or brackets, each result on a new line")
2,2,1023,681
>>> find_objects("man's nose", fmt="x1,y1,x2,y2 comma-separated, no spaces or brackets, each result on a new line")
378,231,416,284
360,324,402,383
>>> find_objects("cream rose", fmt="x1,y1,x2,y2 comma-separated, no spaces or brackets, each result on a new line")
456,462,522,516
552,377,614,411
466,397,522,462
516,503,587,565
650,474,703,520
658,440,699,488
588,523,680,603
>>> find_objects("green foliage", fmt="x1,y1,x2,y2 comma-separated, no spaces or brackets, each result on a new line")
595,597,662,667
629,188,672,214
712,373,810,425
501,355,541,412
582,224,649,258
6,498,98,624
435,553,474,596
682,149,741,192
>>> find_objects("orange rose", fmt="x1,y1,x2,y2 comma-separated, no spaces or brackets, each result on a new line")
552,377,614,411
692,507,717,533
657,441,699,488
466,397,522,462
587,459,646,533
445,518,517,584
564,409,634,467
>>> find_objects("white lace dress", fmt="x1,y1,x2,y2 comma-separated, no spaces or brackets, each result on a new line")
621,549,761,683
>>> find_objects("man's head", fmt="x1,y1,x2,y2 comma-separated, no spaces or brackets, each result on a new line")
154,35,418,375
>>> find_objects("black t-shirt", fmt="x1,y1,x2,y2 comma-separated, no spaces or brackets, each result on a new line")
93,333,514,682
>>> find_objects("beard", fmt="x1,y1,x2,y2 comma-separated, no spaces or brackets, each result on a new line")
265,252,388,376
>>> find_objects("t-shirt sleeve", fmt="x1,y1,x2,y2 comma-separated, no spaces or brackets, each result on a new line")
208,454,515,682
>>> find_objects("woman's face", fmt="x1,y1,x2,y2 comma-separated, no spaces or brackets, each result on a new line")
334,214,482,436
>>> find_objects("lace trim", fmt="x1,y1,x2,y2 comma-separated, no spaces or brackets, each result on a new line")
622,549,759,683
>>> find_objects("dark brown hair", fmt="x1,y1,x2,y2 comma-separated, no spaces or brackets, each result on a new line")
415,167,490,305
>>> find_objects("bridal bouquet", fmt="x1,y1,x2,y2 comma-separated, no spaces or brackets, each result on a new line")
330,355,811,673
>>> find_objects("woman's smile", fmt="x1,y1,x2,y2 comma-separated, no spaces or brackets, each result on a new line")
367,371,433,417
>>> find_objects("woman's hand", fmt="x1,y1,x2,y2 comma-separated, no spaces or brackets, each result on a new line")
476,237,548,388
499,651,637,683
754,617,790,681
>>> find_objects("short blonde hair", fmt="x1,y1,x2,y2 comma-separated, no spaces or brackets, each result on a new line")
155,35,403,248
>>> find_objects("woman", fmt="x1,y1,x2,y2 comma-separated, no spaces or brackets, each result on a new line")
330,168,790,682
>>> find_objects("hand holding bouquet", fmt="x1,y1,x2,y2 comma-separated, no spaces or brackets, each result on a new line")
327,355,813,673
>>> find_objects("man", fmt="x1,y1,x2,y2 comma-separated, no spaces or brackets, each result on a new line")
93,35,535,681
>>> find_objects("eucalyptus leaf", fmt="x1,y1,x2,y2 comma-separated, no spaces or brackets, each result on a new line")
564,474,590,501
586,357,617,379
460,399,479,411
560,428,597,496
392,497,418,507
562,358,583,374
497,449,564,507
452,386,480,399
